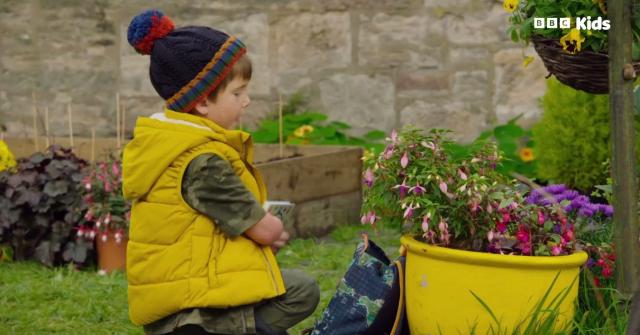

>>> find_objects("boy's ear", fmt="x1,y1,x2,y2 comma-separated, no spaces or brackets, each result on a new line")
192,97,209,116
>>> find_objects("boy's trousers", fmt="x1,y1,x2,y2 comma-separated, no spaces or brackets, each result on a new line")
165,269,319,335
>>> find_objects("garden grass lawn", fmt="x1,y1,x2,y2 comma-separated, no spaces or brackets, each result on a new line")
0,224,398,335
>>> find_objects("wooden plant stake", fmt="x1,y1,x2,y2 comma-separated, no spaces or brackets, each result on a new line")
44,106,50,149
278,93,284,159
116,93,121,149
91,127,96,163
67,102,74,148
32,91,39,151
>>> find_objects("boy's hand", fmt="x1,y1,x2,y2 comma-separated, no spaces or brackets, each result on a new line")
270,230,290,254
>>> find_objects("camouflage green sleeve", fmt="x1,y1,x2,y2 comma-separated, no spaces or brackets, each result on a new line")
181,153,266,237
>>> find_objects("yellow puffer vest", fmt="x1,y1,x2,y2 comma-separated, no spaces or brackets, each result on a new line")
122,110,286,326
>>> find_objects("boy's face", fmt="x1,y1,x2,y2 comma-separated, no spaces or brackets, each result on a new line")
195,76,251,129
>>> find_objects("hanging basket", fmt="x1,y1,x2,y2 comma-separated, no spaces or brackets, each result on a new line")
532,35,640,94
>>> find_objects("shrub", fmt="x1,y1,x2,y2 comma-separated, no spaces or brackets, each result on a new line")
532,78,640,192
0,146,92,266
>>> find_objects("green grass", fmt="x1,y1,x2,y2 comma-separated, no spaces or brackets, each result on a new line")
0,224,399,335
0,224,630,334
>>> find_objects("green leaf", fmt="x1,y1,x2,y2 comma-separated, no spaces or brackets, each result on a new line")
328,121,351,130
363,130,386,141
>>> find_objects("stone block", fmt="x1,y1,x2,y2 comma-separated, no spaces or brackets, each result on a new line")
318,73,395,135
359,13,444,67
272,13,351,74
493,48,546,126
452,70,489,101
445,5,509,45
400,99,488,143
397,69,451,97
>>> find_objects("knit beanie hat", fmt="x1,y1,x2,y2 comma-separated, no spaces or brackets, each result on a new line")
127,9,247,112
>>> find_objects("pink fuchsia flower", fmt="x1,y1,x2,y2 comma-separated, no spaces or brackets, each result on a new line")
602,265,613,278
104,181,113,193
563,229,574,242
421,141,435,151
383,145,395,160
537,211,545,225
551,245,562,256
421,214,430,232
363,168,375,188
403,203,415,219
112,161,120,177
115,230,124,243
400,152,409,168
100,233,108,242
438,219,450,245
515,225,530,243
393,179,410,199
502,212,511,223
104,213,112,225
487,230,495,242
458,169,468,180
410,182,426,195
423,229,436,243
496,221,507,233
360,211,378,225
84,210,94,222
390,129,398,144
469,199,481,214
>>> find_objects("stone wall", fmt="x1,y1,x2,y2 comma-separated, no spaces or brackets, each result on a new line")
0,0,548,143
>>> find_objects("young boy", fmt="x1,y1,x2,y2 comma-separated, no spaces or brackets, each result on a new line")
123,9,319,335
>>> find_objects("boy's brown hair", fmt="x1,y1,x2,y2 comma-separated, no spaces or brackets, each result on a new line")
207,54,252,102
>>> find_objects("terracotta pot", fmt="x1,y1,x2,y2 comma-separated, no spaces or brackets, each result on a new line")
96,230,128,273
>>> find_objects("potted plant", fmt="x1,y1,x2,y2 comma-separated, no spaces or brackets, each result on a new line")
504,0,640,94
361,128,598,333
80,151,130,273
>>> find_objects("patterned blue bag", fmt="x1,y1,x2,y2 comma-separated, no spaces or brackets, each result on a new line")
307,235,408,335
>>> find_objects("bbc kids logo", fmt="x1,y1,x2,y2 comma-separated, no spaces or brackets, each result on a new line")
534,16,610,31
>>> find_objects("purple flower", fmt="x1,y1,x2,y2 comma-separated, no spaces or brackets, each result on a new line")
383,144,395,160
393,179,410,199
586,258,596,268
410,182,426,195
403,204,415,219
599,204,613,217
544,184,568,194
553,224,562,234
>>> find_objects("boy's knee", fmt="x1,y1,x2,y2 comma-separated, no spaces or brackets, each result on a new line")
283,270,320,313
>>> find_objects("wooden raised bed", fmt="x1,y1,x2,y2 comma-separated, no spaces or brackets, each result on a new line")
4,137,363,238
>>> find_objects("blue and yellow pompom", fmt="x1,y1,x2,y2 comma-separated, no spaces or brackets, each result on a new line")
127,9,175,55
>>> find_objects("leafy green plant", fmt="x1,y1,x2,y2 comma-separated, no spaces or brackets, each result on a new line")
250,93,386,154
533,78,640,192
362,127,583,256
448,117,537,179
0,146,92,267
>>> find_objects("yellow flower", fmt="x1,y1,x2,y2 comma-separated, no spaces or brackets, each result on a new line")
560,28,585,54
518,147,534,162
293,125,314,138
0,140,17,172
502,0,519,12
593,0,607,14
522,56,534,68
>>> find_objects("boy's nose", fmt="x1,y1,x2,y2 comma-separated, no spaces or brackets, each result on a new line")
243,96,251,108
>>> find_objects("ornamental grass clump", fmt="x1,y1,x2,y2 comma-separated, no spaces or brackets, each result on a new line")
361,128,585,256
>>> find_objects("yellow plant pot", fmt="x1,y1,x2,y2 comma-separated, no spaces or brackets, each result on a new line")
400,235,587,334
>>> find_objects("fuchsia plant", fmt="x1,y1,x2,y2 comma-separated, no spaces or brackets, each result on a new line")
361,128,614,260
79,153,130,244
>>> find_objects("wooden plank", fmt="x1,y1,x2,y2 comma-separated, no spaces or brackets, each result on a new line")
256,146,363,202
285,190,362,238
609,0,640,295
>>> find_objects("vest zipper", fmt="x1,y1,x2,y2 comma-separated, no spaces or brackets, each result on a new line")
261,249,280,295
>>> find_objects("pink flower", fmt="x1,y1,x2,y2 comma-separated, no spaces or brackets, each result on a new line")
104,181,112,193
537,211,545,225
563,229,574,242
403,204,415,219
84,210,94,222
101,233,108,242
458,169,467,180
421,141,435,150
400,152,409,169
515,225,530,243
104,213,112,225
390,129,398,144
360,211,377,225
551,245,562,256
112,161,120,177
383,145,395,160
602,265,613,278
363,168,375,188
469,199,480,214
438,219,450,245
421,215,430,232
85,182,92,191
502,212,511,223
487,230,495,242
496,222,507,233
